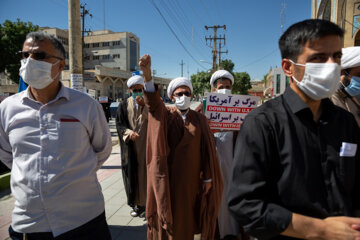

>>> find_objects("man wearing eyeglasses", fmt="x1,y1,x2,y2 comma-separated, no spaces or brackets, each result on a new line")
115,75,148,218
138,54,223,240
0,31,112,239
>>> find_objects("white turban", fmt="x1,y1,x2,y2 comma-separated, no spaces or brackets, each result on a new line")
341,47,360,70
127,75,144,88
167,77,193,98
210,70,234,88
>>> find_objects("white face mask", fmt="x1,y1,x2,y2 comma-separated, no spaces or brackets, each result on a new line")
175,95,191,110
19,57,60,89
290,60,340,100
217,88,232,94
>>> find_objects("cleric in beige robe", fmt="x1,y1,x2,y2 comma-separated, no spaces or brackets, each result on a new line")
139,54,223,240
116,75,148,217
331,46,360,127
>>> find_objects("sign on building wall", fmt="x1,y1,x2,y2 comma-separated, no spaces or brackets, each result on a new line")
205,93,259,131
70,74,83,91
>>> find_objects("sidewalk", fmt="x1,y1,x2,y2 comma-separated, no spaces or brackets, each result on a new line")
0,119,147,240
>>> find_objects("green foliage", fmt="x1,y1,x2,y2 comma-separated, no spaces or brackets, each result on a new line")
233,72,251,94
190,71,212,97
219,59,235,73
0,19,39,84
191,59,252,96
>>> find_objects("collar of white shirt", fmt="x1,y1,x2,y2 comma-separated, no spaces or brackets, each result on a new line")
21,82,70,104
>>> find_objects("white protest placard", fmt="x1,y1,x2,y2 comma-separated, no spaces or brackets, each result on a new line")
70,74,83,91
98,96,108,103
205,93,259,130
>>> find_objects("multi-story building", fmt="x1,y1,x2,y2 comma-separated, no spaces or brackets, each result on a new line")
39,27,170,100
311,0,360,47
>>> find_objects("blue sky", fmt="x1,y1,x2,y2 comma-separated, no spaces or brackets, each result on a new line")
0,0,311,80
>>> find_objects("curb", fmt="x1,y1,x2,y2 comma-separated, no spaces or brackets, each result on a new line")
0,172,10,192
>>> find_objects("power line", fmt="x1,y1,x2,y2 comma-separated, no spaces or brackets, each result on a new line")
237,48,278,69
199,0,216,24
157,0,208,59
148,0,206,70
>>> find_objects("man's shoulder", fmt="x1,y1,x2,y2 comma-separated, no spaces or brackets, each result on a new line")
245,96,284,121
65,87,99,105
331,101,358,121
0,92,25,109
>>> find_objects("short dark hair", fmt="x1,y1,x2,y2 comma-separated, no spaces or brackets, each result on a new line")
26,31,66,59
279,19,344,61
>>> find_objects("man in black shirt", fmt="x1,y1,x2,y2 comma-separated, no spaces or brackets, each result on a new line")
227,19,360,240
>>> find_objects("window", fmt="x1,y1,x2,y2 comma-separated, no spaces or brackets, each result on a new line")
112,54,120,59
93,56,99,60
285,76,290,88
84,56,90,60
103,55,110,60
113,41,121,46
102,42,110,47
276,74,281,94
92,43,99,48
84,43,90,48
130,40,137,71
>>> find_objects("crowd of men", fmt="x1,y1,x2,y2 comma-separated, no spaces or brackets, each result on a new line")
1,18,360,240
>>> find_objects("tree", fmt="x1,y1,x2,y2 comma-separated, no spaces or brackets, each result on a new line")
220,59,234,72
190,71,212,97
191,59,252,96
233,72,252,95
0,19,39,84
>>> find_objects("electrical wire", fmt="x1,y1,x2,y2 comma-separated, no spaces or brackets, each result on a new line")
148,0,207,70
237,48,278,69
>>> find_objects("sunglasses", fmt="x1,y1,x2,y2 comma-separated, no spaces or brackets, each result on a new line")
174,91,191,97
132,89,143,93
18,51,63,61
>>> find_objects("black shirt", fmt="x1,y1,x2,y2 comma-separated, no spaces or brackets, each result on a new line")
227,87,360,240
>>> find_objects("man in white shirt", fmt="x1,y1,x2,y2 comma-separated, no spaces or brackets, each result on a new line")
0,31,112,240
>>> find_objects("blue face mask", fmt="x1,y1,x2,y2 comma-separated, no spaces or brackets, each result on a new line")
344,76,360,97
132,92,143,99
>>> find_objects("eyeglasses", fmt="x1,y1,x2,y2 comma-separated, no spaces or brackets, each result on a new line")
18,51,63,61
132,89,143,93
174,91,191,97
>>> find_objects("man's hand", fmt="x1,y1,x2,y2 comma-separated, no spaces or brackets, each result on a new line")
315,217,360,240
282,213,360,240
139,54,152,82
136,96,145,107
129,131,139,141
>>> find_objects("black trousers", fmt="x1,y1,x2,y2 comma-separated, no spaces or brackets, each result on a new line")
9,211,112,240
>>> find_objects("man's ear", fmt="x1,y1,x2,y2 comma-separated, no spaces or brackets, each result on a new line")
59,59,66,72
170,96,175,102
281,58,293,78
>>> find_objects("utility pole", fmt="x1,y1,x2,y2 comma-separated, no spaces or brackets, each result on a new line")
180,60,185,77
205,25,226,72
80,3,92,74
68,0,83,91
218,38,228,68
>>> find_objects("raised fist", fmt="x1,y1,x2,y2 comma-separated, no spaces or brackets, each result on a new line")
139,54,152,82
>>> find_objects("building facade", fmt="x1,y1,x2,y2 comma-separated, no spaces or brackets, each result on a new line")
38,27,170,101
311,0,360,47
271,67,289,98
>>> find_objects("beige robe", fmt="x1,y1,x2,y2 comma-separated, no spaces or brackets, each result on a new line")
120,97,148,206
144,88,223,240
